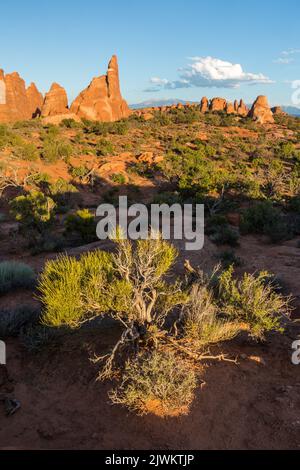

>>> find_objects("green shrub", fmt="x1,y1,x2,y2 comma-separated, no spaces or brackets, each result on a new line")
42,138,73,163
10,191,56,230
240,201,291,242
60,118,81,129
109,350,197,416
218,250,242,268
217,266,290,340
14,142,39,161
49,178,80,211
0,261,36,294
38,251,117,328
0,306,40,338
20,324,60,352
181,283,241,348
96,138,114,156
65,209,97,242
206,215,239,246
110,173,126,184
289,196,300,213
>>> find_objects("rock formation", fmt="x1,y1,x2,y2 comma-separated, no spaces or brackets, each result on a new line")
271,106,286,115
70,55,131,122
41,83,69,117
226,102,236,114
248,95,274,124
0,70,36,122
234,100,239,113
210,97,227,112
200,97,209,113
26,82,43,118
237,99,248,116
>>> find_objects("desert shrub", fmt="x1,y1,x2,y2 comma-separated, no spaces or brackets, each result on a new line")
10,191,56,231
168,107,200,125
153,112,171,126
38,251,118,328
110,173,126,184
217,266,290,340
161,144,228,198
42,138,73,163
20,324,60,352
218,250,242,268
110,350,197,416
206,215,239,246
240,201,291,242
14,142,39,161
95,138,114,156
276,141,297,159
83,119,129,136
49,178,80,211
69,165,94,185
209,224,239,246
29,233,65,255
65,209,97,242
60,118,81,129
180,278,242,349
289,196,300,213
128,161,156,178
0,306,40,338
0,261,36,294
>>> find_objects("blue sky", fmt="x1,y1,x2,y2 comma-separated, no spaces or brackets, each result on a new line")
1,0,300,106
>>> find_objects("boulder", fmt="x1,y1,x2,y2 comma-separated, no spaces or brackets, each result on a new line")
41,83,69,117
248,95,274,124
70,55,131,122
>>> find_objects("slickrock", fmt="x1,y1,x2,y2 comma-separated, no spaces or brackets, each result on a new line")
200,97,209,113
41,83,69,117
26,82,43,118
248,95,274,124
70,55,131,122
210,97,227,112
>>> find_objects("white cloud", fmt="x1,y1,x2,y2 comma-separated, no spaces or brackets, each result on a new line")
281,48,300,56
274,48,300,64
274,57,294,64
145,56,273,92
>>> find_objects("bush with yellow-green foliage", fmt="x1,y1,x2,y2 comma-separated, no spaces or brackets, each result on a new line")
109,350,197,417
37,235,291,416
38,250,127,328
65,209,97,243
217,266,291,340
10,190,56,231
